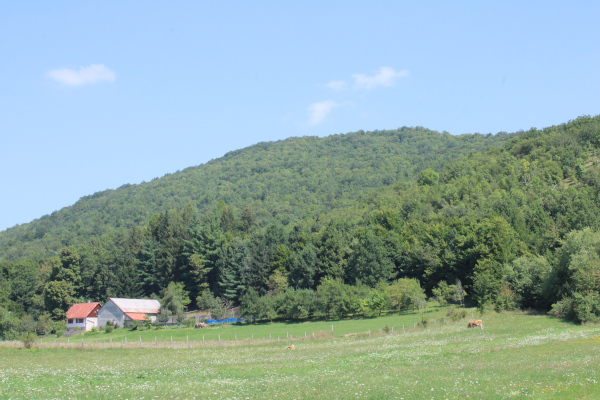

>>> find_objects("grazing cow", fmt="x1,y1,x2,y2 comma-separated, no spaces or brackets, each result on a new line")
467,320,484,329
195,322,208,329
285,344,295,350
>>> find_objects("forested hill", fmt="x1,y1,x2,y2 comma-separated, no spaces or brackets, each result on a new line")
0,126,513,261
3,115,600,333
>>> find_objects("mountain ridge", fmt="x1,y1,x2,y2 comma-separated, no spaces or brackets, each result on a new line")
0,126,514,261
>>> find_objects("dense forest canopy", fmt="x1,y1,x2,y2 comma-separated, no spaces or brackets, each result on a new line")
2,115,600,338
0,126,513,261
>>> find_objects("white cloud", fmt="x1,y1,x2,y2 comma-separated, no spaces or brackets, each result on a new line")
308,100,337,125
352,66,409,89
327,80,347,91
46,64,116,86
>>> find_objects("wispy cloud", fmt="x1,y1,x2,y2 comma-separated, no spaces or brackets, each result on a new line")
46,64,116,86
352,66,409,89
327,80,347,91
308,100,337,125
309,67,408,124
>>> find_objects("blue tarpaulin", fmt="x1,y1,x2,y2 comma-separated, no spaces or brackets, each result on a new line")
206,318,244,324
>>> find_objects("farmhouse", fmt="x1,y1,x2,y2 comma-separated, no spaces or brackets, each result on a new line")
97,298,161,327
66,302,102,331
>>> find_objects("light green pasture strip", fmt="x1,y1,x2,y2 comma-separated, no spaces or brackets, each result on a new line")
0,312,599,399
48,307,460,345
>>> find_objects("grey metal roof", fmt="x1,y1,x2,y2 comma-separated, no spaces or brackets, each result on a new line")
110,298,161,314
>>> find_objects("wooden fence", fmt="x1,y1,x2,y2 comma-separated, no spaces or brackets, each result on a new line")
1,315,467,350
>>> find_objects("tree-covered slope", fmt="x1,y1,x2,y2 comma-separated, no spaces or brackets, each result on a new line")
0,126,513,261
3,115,600,334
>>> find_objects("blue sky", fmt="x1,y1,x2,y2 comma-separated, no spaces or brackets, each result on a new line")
1,1,599,231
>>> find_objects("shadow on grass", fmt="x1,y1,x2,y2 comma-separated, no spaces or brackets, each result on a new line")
238,307,450,328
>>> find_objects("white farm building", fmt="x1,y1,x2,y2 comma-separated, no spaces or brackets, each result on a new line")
97,298,161,327
66,302,102,331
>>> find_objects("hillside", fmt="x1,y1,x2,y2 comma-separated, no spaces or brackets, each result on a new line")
0,126,513,261
2,115,600,332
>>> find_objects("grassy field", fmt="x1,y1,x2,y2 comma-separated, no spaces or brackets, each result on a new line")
30,306,456,346
1,310,599,399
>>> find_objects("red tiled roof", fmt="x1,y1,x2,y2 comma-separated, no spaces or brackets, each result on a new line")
66,302,101,319
125,313,148,321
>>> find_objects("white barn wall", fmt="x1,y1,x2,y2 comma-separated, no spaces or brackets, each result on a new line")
97,300,126,327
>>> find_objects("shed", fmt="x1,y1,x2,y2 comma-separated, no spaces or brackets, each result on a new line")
97,298,161,327
66,302,102,331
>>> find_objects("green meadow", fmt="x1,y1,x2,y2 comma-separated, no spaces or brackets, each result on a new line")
68,307,454,346
1,311,599,399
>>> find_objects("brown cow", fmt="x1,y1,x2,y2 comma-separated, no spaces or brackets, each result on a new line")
467,320,484,329
285,344,295,350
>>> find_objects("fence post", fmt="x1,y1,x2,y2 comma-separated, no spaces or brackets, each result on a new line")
68,338,70,344
403,325,405,332
82,339,84,349
203,335,205,343
110,338,112,344
219,335,221,346
305,332,307,339
392,327,394,334
278,336,280,342
103,341,105,349
187,335,189,348
235,334,237,346
121,340,123,349
270,333,271,340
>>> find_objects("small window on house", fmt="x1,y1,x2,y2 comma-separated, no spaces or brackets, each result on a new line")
77,318,84,323
68,319,73,324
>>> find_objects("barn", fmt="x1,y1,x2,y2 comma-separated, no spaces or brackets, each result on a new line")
66,302,102,331
97,298,161,327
